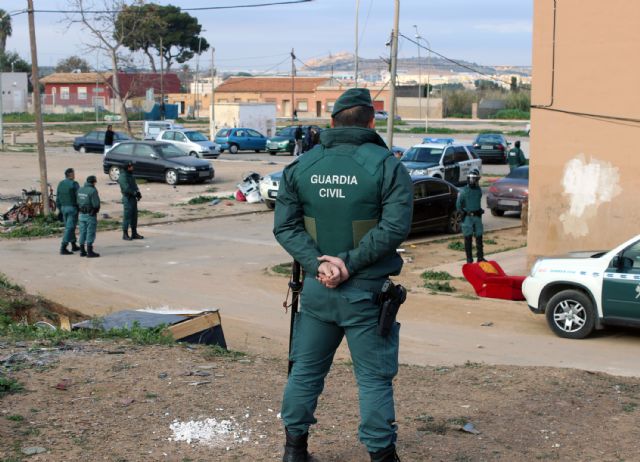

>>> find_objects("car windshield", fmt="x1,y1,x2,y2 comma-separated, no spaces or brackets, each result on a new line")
156,144,185,158
507,167,529,179
216,129,230,137
276,128,294,136
401,147,444,163
185,131,208,142
477,134,503,143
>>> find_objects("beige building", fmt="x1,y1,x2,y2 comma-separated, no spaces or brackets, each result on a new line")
528,0,640,262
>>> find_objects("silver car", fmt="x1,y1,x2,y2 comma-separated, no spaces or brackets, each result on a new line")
156,129,221,159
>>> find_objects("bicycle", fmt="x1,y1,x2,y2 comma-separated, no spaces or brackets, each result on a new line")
3,185,56,224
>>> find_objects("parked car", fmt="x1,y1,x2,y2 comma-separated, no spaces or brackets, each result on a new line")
374,110,401,121
400,143,482,186
410,176,462,234
156,129,220,159
390,146,406,158
103,141,214,186
73,130,131,154
143,120,182,140
266,125,323,156
214,128,267,154
259,171,461,236
487,166,529,216
523,234,640,339
472,133,510,163
422,137,455,145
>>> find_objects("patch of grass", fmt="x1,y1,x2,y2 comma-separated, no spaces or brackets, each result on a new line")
204,187,218,193
145,392,158,399
484,238,498,245
447,241,465,252
464,360,483,368
415,415,448,435
456,294,479,301
424,281,456,293
202,345,247,360
0,214,64,239
138,209,167,219
622,402,637,413
0,273,24,292
271,262,293,275
0,376,24,397
7,414,24,422
421,270,454,281
186,195,218,205
507,130,530,137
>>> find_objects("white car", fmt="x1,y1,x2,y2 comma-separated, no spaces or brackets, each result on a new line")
523,234,640,339
400,143,482,186
259,170,282,210
156,129,220,159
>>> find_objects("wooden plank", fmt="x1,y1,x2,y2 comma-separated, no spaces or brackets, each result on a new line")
59,315,71,331
166,311,221,340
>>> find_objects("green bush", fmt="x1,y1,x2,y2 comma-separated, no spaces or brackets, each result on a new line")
493,109,530,120
186,195,218,205
421,270,454,281
447,241,465,252
424,281,456,293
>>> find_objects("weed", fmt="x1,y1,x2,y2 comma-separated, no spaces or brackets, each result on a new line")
456,294,479,301
416,415,448,435
622,402,637,413
421,270,454,281
7,414,24,422
464,360,483,368
447,241,465,252
271,262,293,275
0,377,24,397
0,274,24,292
447,416,468,426
138,209,167,219
202,345,246,360
186,195,218,205
484,238,498,245
96,219,121,231
424,281,456,293
204,187,218,193
145,392,158,399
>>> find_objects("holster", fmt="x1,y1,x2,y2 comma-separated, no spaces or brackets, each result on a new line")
376,280,407,337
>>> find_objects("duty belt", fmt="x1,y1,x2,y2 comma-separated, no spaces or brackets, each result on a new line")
466,210,483,217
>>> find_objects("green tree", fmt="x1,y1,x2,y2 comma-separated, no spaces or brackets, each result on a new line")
0,51,30,73
510,76,519,92
116,3,209,71
55,55,92,73
0,9,11,54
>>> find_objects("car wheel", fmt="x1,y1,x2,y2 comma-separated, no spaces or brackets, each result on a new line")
189,151,198,157
229,144,239,154
545,289,596,339
265,200,275,210
79,146,87,154
219,149,224,153
108,166,121,182
446,210,462,234
255,149,262,153
491,208,505,217
269,151,277,156
165,169,178,186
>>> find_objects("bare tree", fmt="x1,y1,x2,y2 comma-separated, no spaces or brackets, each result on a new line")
65,0,145,135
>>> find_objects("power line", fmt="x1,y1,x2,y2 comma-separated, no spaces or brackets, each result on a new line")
531,106,640,125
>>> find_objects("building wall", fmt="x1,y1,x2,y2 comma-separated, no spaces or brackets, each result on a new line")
43,82,109,109
528,0,640,263
396,97,443,119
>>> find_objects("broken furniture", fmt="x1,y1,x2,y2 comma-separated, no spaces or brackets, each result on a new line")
462,261,526,301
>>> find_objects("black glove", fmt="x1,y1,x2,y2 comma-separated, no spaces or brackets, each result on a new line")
135,191,142,201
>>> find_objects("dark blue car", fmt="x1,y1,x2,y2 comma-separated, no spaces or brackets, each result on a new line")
214,128,267,154
73,130,131,154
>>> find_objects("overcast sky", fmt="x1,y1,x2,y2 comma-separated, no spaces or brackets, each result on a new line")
3,0,532,72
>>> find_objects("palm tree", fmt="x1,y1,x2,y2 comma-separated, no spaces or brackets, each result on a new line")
0,9,12,54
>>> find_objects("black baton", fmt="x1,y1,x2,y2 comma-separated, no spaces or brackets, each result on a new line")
288,260,303,376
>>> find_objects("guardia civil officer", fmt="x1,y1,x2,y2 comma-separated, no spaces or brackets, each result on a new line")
274,88,413,462
457,168,486,263
507,140,527,171
118,162,144,241
56,168,80,255
77,175,101,258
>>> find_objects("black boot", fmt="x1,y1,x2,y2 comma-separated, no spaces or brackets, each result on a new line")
476,235,486,262
60,243,73,255
123,231,132,241
71,242,80,252
283,429,310,462
87,245,100,258
131,229,144,239
79,245,87,257
370,445,401,462
464,236,473,264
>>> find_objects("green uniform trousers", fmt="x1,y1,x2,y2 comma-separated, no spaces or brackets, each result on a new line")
78,214,97,245
461,215,483,237
122,195,138,232
282,277,400,452
61,205,78,245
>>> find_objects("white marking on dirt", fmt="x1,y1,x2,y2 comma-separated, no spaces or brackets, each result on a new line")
169,417,250,447
559,154,621,237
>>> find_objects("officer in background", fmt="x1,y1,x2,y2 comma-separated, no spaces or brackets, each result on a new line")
77,175,101,258
507,140,528,172
118,162,144,241
56,168,80,255
293,125,303,157
274,88,413,462
104,124,115,155
457,168,486,264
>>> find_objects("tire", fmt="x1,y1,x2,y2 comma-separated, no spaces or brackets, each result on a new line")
255,149,262,153
165,169,178,186
219,149,224,153
79,146,87,154
189,151,198,157
265,200,275,210
269,151,277,156
491,208,505,217
229,144,239,154
108,166,121,182
445,210,462,234
545,289,596,339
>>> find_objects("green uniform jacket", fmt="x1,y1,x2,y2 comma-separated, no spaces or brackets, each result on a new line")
56,178,79,208
273,127,413,280
77,183,101,215
118,170,139,197
507,147,528,170
456,185,483,213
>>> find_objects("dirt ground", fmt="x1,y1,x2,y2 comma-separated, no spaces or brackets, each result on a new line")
1,340,639,462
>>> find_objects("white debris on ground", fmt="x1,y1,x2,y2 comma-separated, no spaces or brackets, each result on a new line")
169,417,251,447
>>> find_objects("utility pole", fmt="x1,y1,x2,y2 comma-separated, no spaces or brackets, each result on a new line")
413,25,422,119
195,36,203,119
386,0,400,148
209,47,215,140
95,50,99,123
0,65,4,151
27,0,50,214
290,48,296,122
354,0,360,87
160,37,165,120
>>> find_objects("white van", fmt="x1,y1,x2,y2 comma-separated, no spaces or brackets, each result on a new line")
143,120,183,140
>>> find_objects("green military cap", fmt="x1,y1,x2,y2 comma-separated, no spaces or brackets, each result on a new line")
87,175,97,184
331,88,374,117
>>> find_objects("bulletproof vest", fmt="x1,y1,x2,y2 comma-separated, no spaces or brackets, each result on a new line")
57,179,78,207
294,143,390,257
77,186,94,208
461,186,483,211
